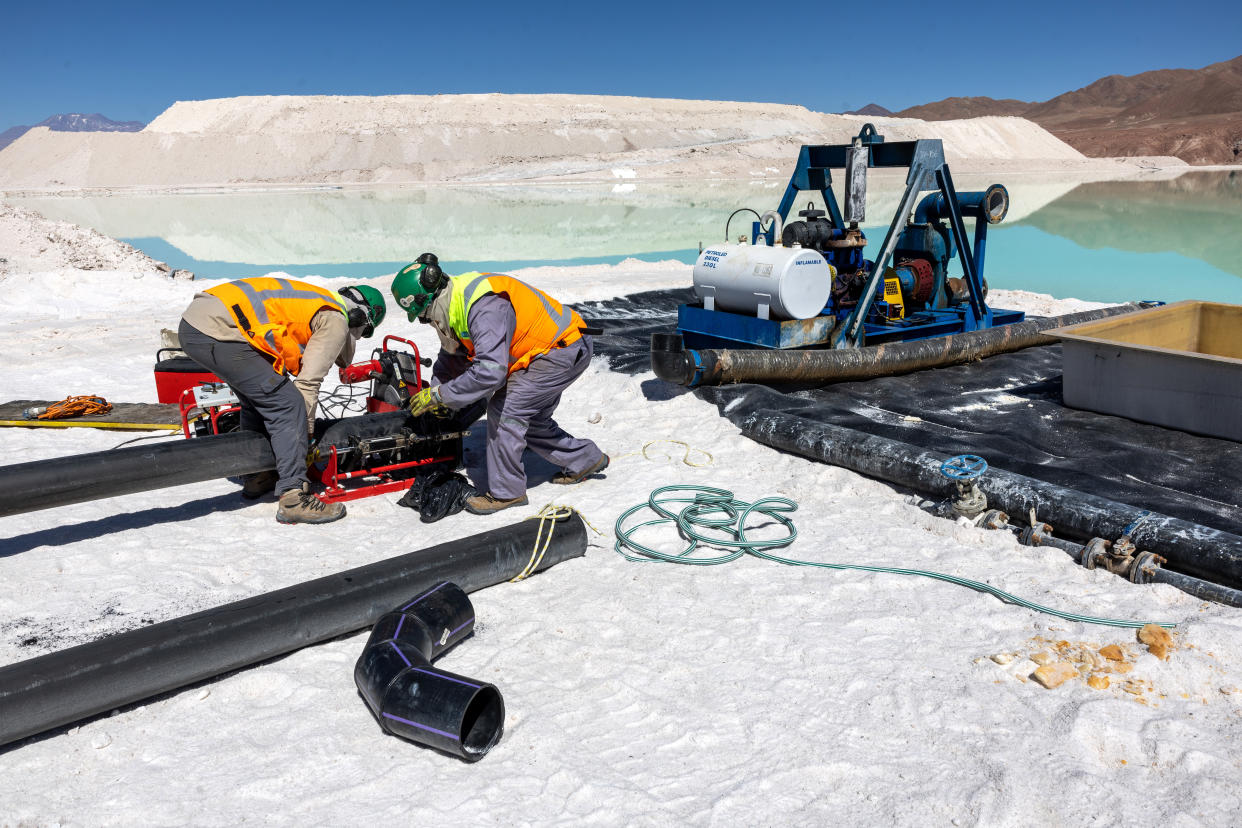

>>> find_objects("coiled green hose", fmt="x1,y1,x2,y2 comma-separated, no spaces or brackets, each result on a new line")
615,485,1174,630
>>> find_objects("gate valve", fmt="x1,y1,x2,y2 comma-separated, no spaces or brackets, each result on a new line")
1080,535,1165,579
939,454,988,520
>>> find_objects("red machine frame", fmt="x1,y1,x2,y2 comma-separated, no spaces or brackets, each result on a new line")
313,442,459,503
164,335,462,504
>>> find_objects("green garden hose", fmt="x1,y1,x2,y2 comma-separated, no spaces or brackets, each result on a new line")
615,485,1175,630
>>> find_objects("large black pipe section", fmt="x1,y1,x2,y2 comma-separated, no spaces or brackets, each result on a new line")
0,514,587,750
651,303,1151,387
355,582,504,761
734,408,1242,589
0,431,276,519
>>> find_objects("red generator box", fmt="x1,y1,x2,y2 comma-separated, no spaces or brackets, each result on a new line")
154,348,221,404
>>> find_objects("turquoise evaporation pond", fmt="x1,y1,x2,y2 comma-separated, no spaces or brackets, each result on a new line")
10,170,1242,304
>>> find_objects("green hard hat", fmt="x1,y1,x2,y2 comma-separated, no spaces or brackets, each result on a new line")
352,285,386,330
392,253,447,321
338,284,387,337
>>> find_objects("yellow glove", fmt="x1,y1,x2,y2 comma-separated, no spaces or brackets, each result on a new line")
408,385,448,417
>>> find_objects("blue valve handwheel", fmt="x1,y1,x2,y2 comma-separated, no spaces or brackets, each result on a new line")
940,454,988,481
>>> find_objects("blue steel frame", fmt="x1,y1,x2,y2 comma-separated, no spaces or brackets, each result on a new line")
734,125,1014,349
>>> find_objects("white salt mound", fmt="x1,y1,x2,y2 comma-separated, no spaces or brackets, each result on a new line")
0,93,1171,191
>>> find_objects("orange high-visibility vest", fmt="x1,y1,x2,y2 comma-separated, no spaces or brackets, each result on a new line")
204,277,346,375
447,272,584,374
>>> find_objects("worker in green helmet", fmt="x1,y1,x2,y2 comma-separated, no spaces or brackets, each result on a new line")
391,253,608,515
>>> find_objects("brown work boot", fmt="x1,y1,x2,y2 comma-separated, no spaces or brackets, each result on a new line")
241,469,279,500
551,454,610,485
464,492,529,515
276,483,346,525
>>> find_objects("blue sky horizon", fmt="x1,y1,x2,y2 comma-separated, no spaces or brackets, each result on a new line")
3,0,1240,130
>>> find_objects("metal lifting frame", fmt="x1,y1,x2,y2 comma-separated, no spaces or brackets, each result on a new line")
760,125,993,348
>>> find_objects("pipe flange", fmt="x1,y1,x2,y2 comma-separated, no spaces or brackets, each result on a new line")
1129,551,1162,584
974,509,1009,530
1018,522,1054,547
1081,538,1111,570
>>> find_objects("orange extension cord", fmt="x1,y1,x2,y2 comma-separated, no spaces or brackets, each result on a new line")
37,395,113,420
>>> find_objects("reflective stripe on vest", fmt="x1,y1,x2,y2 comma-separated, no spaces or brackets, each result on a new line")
204,277,346,375
446,272,584,374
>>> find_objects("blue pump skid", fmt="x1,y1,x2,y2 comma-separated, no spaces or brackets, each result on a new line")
679,124,1025,350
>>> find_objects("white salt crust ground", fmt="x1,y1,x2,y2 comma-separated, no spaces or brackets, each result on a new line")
0,211,1240,827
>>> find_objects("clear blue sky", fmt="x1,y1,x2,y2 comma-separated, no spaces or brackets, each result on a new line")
3,0,1239,129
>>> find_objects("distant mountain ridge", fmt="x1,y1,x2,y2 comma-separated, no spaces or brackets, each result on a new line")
844,103,892,117
894,55,1242,164
0,113,144,152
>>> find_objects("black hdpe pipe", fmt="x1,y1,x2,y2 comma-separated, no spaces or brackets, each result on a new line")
356,582,503,761
651,303,1151,387
735,409,1242,590
1003,526,1242,608
0,515,587,750
1146,568,1242,607
0,431,276,519
0,408,479,520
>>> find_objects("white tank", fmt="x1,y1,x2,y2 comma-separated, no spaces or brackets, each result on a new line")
692,242,834,321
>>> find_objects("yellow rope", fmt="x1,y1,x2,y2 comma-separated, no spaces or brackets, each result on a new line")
614,439,715,468
510,503,604,582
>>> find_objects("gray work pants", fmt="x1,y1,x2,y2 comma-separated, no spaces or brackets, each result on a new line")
486,337,602,499
178,320,309,495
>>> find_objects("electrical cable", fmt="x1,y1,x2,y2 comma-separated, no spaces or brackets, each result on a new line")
318,382,368,419
110,431,181,450
37,395,112,420
615,485,1175,630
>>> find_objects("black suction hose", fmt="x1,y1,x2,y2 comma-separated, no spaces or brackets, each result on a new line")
355,582,504,761
734,409,1242,589
651,303,1151,387
0,514,587,750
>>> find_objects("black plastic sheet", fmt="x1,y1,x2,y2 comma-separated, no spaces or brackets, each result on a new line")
579,289,1242,537
397,470,476,523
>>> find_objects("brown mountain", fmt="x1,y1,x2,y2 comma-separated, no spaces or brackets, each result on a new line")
896,96,1030,121
895,55,1242,165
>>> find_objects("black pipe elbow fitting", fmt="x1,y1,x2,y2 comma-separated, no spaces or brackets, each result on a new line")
354,581,504,762
650,332,721,387
914,184,1009,225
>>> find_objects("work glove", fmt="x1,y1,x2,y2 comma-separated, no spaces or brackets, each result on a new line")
408,385,448,417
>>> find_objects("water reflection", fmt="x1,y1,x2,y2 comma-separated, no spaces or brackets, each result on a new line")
1013,171,1242,279
9,170,1241,303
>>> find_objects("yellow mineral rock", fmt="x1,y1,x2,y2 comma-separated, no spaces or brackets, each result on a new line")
1032,662,1079,689
1138,624,1173,661
1099,644,1125,661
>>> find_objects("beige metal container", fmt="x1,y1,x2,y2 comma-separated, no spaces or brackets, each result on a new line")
1049,300,1242,442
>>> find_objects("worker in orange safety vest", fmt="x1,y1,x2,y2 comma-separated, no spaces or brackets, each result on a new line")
178,276,386,524
391,253,608,515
